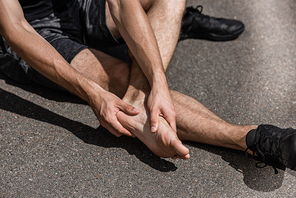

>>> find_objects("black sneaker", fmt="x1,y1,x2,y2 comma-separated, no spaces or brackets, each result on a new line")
246,124,296,170
180,6,245,41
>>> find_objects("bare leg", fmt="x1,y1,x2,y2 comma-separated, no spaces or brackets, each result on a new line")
116,55,256,157
143,0,184,68
70,0,257,158
171,91,257,151
118,88,257,155
112,0,257,156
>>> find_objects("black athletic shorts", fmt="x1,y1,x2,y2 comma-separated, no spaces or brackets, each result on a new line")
0,0,122,91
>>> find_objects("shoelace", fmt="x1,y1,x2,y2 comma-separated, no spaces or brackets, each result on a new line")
186,5,211,21
192,5,203,13
245,150,279,174
181,5,211,38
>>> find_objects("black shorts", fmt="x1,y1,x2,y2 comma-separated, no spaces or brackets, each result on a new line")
0,0,122,91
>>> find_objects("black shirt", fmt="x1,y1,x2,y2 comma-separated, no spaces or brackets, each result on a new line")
19,0,70,21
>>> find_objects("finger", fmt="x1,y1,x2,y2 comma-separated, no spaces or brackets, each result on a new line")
104,119,134,137
119,101,139,116
150,110,159,133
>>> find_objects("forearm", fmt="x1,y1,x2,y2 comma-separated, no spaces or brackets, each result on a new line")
107,0,168,89
1,20,101,103
0,0,102,102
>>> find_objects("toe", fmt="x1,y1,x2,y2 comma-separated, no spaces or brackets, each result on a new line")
170,138,190,159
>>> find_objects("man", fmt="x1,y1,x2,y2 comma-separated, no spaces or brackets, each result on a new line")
0,0,295,169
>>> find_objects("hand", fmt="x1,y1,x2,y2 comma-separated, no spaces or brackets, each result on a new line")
89,88,139,137
147,85,177,133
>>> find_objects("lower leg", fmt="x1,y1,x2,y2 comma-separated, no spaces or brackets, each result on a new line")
119,67,257,156
170,90,257,151
143,0,185,68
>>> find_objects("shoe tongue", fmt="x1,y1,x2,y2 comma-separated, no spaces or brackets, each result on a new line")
246,129,257,149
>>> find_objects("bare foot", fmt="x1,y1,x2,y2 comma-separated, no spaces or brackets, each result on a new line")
117,94,190,159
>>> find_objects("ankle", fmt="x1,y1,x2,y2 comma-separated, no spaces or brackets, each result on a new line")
238,125,258,151
223,124,257,151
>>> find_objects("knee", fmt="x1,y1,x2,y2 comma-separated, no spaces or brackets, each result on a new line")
151,0,186,19
166,0,186,15
143,0,186,15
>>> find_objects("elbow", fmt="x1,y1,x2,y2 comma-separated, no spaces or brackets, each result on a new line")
15,18,32,33
1,18,32,40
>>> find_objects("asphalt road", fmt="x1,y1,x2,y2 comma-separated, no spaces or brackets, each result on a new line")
1,0,296,197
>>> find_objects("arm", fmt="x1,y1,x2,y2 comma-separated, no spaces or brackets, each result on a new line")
107,0,177,132
0,0,139,136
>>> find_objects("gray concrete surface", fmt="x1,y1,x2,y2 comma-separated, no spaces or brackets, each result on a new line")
1,0,296,197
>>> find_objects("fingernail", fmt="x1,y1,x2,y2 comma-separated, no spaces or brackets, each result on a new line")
151,126,156,132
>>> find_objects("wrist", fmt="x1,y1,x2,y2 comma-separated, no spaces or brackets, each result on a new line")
151,72,168,89
84,81,105,104
70,76,103,105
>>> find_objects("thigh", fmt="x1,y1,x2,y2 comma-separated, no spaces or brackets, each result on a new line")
70,47,131,98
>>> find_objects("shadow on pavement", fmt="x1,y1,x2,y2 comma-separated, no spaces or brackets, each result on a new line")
185,142,288,192
0,87,177,172
0,72,86,104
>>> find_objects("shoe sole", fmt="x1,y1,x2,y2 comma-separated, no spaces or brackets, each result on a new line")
180,27,245,42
